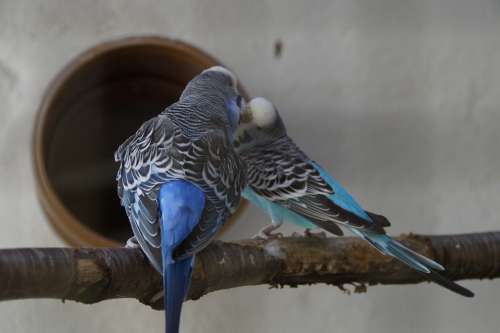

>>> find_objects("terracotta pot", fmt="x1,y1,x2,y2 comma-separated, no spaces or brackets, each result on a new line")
33,36,248,247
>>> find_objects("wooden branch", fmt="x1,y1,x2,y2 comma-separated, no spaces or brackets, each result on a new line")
1,232,499,309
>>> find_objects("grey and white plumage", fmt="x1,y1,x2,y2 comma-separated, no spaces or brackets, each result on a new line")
236,100,388,236
235,97,473,297
115,67,246,272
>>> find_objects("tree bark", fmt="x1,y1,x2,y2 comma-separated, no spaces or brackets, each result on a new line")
0,232,498,309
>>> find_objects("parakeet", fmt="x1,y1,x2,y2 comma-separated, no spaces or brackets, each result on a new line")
235,97,473,297
115,66,247,333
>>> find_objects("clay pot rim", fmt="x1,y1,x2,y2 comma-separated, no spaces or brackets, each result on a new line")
33,36,230,247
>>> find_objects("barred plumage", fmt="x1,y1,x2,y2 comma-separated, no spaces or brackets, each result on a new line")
241,137,332,200
239,135,388,234
237,97,473,297
115,86,246,272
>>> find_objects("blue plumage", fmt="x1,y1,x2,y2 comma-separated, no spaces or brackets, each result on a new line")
242,187,316,229
159,182,205,251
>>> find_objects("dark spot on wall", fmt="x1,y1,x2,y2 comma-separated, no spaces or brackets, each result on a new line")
274,39,283,59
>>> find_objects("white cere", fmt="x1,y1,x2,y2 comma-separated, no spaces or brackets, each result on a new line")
203,66,237,88
249,97,277,128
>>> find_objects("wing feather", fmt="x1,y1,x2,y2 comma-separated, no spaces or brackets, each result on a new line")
241,136,387,234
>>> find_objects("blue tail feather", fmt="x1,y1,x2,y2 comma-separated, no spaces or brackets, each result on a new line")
164,255,193,333
349,227,473,297
159,181,206,333
350,228,443,273
385,238,444,271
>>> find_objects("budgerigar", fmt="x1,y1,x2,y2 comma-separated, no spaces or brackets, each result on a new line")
115,67,247,333
235,97,473,297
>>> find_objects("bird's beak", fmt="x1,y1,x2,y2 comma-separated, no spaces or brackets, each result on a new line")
234,103,254,147
239,103,253,124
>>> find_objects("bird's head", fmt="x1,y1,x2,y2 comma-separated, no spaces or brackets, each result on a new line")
201,66,238,90
180,66,246,139
234,97,287,151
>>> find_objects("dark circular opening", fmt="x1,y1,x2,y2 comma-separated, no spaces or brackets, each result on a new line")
35,37,237,246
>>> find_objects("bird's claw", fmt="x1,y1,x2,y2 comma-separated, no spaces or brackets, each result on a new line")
252,231,283,240
252,222,284,240
125,236,140,248
304,229,327,239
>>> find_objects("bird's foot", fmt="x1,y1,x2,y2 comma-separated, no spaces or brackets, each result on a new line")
252,224,283,240
149,290,164,304
303,228,327,239
253,231,283,240
125,236,140,248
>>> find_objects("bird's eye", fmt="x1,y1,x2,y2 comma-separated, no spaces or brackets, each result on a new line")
235,95,243,108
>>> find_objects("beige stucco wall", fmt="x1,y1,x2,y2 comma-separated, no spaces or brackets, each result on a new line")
0,0,499,332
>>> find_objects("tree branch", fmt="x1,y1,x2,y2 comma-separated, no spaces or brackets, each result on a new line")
1,232,499,309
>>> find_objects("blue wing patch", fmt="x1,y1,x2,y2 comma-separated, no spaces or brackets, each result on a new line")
310,162,371,221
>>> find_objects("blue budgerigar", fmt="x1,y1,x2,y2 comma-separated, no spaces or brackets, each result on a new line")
235,97,473,297
115,67,247,333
